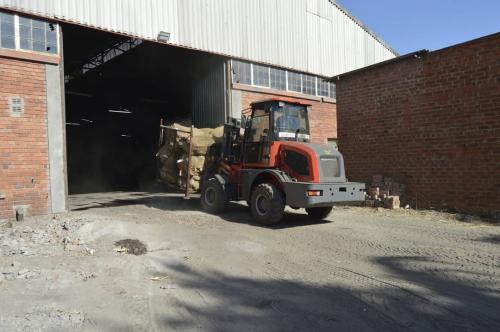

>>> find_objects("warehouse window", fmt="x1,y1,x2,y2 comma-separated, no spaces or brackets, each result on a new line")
302,74,316,95
288,72,302,93
317,79,330,97
0,11,58,54
270,67,287,91
232,60,252,85
20,17,58,54
329,83,336,99
231,59,336,100
253,64,270,87
0,12,15,49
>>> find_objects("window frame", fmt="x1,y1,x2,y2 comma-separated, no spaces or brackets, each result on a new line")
232,60,336,100
0,11,60,55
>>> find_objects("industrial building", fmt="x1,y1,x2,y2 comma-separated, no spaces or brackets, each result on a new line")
0,0,396,219
332,32,500,218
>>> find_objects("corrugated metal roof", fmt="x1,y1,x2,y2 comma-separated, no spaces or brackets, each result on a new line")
0,0,397,77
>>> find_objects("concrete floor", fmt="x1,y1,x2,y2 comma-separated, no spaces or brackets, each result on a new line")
0,192,499,331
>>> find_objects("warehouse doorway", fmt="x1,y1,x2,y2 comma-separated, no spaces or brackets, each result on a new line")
62,24,227,195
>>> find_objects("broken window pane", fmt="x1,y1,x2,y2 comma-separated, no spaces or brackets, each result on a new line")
317,78,330,97
17,15,58,54
232,60,251,85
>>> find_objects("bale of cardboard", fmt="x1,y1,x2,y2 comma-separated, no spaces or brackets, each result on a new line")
157,123,223,192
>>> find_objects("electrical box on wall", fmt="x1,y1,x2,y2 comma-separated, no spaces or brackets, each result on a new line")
8,97,25,117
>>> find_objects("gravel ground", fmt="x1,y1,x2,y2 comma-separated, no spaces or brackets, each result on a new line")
0,192,499,331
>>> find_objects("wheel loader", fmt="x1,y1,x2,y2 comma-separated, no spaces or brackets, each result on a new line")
200,98,365,225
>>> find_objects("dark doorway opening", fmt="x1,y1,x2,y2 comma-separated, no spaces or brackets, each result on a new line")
62,24,224,194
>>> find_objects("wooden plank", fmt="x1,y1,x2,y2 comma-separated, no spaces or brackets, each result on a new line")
160,125,192,134
185,125,195,198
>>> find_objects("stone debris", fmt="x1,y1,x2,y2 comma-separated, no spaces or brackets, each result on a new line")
365,175,406,210
84,247,95,256
151,276,168,282
159,284,178,290
114,239,147,256
3,308,87,331
0,216,94,257
81,272,97,282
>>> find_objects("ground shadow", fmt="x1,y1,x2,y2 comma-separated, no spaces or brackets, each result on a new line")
477,235,500,245
70,193,330,229
145,256,500,331
373,256,500,330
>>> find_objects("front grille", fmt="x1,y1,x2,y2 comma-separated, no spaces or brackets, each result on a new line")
321,157,340,178
284,150,309,176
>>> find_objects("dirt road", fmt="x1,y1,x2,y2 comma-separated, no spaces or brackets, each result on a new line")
1,192,499,331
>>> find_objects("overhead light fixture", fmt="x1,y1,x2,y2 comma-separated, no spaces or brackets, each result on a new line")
66,122,81,126
157,31,171,43
66,91,93,98
108,109,132,114
81,118,94,123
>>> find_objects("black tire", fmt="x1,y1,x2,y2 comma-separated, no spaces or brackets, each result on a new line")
201,178,228,214
306,207,333,220
250,183,285,225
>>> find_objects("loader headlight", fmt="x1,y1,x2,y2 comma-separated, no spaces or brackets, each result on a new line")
307,190,323,197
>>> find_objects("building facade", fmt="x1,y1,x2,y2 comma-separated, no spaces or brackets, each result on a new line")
333,33,500,218
0,1,396,219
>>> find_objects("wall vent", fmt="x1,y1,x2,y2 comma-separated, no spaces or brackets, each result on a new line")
9,97,25,117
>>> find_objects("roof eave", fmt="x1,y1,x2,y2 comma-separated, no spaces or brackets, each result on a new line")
327,49,429,82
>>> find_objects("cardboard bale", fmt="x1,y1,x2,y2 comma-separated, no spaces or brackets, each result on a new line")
157,122,223,193
383,196,400,209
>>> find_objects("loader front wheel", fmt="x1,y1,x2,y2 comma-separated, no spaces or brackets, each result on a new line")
201,178,228,214
306,207,333,220
250,183,285,225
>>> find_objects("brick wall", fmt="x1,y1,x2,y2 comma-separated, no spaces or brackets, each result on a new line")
336,33,500,217
239,89,337,144
0,56,50,219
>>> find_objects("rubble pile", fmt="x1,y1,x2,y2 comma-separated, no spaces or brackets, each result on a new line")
365,175,406,209
157,123,224,193
0,217,94,258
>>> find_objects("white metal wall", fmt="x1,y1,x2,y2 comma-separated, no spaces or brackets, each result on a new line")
0,0,397,76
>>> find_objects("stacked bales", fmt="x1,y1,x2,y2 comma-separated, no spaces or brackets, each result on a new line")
157,123,223,193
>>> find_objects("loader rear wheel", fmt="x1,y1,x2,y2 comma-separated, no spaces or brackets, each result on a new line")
306,207,333,220
250,183,285,225
201,178,228,214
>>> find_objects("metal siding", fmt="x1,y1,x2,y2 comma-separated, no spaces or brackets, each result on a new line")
0,0,396,76
192,60,226,128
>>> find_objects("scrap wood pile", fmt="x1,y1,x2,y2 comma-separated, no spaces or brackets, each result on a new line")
157,122,224,193
365,175,406,209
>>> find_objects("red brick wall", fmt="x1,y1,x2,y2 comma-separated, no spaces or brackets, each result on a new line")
0,56,49,219
239,89,337,144
336,33,500,216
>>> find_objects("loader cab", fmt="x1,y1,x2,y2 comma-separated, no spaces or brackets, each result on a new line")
243,99,311,164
